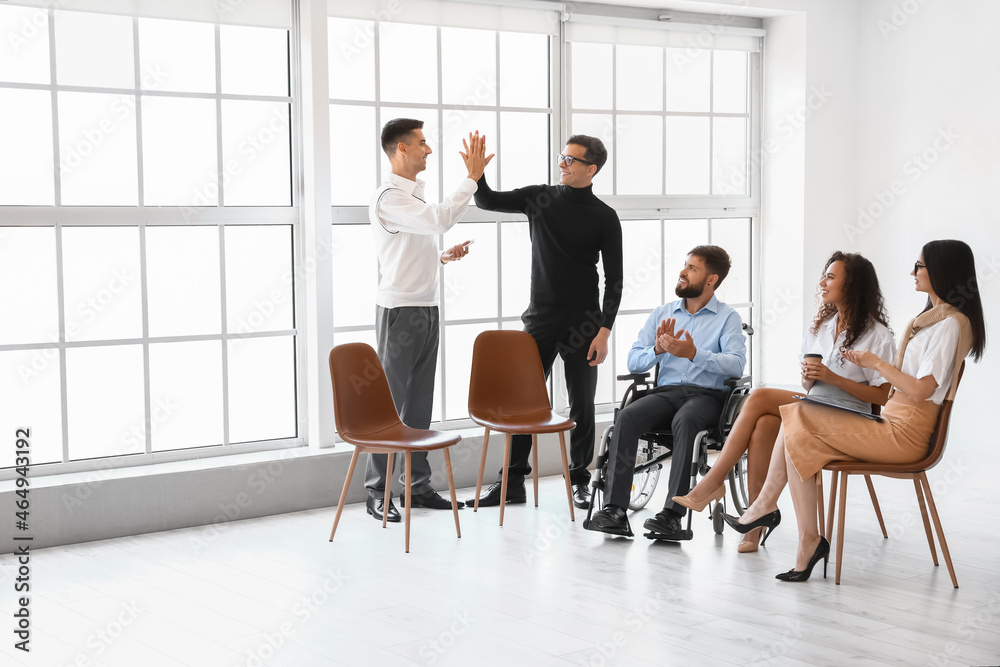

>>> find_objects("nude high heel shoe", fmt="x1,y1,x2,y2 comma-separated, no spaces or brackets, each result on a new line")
672,484,726,513
737,526,764,553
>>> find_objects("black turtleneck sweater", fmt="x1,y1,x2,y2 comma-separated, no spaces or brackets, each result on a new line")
475,177,623,329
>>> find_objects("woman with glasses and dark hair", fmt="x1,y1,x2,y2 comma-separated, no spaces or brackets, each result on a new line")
673,251,895,552
723,239,986,581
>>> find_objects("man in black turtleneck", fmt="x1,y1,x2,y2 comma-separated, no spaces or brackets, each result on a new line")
467,135,623,510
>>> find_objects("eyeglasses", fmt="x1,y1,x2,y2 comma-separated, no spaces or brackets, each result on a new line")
557,154,593,167
913,262,926,274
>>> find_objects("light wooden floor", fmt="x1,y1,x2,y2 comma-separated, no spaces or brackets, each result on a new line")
3,446,999,667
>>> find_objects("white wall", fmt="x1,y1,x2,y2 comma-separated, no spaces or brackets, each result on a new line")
852,0,999,446
672,0,995,451
760,0,863,386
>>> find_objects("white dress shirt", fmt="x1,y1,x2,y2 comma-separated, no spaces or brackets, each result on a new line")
800,314,896,411
369,173,477,309
899,317,960,405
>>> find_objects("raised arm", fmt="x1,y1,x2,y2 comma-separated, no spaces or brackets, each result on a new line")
377,181,476,235
459,131,494,181
474,176,545,215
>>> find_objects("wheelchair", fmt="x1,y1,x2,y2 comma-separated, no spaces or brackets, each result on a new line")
583,326,755,539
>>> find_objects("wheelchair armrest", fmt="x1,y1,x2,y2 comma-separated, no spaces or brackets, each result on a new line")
724,376,752,390
617,372,651,382
717,375,752,434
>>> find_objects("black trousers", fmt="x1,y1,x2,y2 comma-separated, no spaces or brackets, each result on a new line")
501,303,602,487
603,385,727,513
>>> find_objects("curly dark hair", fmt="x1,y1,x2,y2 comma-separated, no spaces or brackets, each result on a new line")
810,251,891,363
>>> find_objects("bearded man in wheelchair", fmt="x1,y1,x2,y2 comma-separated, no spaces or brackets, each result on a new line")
586,245,747,540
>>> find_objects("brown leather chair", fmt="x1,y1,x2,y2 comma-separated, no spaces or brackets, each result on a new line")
816,408,888,542
327,343,461,553
468,330,576,526
819,361,964,586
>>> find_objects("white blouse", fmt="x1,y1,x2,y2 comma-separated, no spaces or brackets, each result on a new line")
899,317,960,405
800,314,896,412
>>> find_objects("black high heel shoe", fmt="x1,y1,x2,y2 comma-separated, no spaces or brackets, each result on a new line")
722,509,781,547
775,536,830,582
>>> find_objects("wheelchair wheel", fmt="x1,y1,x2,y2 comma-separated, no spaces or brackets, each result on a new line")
727,452,750,515
628,443,661,511
712,502,725,534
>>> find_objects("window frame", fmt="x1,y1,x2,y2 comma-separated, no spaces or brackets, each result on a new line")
328,18,560,426
328,11,761,424
0,4,303,476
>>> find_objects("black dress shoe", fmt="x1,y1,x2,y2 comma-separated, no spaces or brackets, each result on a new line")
466,480,526,507
366,495,401,523
642,510,691,540
585,506,633,537
572,483,592,509
400,490,465,510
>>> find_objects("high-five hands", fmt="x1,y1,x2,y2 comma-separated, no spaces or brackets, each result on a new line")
654,318,696,361
459,131,495,181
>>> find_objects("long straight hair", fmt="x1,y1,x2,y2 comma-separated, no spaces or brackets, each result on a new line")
922,239,987,361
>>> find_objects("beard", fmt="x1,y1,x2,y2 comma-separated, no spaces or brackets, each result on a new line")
675,278,706,299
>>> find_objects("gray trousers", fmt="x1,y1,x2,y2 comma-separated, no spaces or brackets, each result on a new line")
603,385,727,514
364,306,439,497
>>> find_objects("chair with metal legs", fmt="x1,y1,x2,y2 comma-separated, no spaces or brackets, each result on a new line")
327,343,462,553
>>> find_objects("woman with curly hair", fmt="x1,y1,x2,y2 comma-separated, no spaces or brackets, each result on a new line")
724,239,986,581
673,251,895,552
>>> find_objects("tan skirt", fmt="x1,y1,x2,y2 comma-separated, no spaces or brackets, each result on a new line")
778,393,940,480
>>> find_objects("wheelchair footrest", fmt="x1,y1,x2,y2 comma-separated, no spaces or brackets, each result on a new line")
644,528,694,542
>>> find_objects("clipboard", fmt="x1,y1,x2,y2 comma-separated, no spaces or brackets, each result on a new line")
792,394,885,422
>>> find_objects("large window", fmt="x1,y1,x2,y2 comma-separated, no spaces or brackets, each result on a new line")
328,3,762,424
328,4,556,422
569,42,751,197
0,3,298,469
564,14,760,407
0,0,762,473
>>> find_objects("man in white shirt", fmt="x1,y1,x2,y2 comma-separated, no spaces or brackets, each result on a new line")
364,118,493,523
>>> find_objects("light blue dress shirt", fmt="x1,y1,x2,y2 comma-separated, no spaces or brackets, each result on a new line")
627,295,747,390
